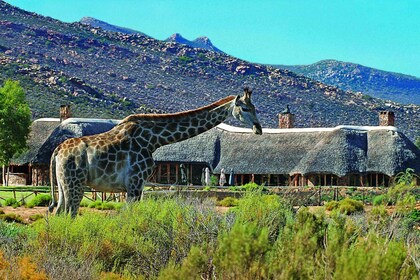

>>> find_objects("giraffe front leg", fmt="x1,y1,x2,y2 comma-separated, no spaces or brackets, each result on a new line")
126,175,145,203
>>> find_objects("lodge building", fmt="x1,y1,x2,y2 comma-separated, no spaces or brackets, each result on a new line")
5,106,420,187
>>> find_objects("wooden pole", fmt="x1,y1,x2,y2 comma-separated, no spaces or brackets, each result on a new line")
157,164,161,182
28,164,32,186
167,163,170,184
6,166,9,186
2,165,5,186
175,164,179,184
189,165,193,185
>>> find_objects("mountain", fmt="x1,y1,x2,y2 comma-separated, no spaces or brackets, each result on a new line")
166,33,223,53
277,60,420,105
79,17,223,54
79,17,148,36
0,1,419,141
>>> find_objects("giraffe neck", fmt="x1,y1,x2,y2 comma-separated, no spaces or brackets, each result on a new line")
120,96,236,151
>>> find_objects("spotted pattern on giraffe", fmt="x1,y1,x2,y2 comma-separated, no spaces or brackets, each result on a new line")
49,88,262,216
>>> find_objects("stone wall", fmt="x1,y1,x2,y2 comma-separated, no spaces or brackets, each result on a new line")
8,173,27,186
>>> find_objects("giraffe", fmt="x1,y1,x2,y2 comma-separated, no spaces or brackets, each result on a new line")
49,88,262,216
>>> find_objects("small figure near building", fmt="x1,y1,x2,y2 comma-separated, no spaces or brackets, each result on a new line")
219,168,226,186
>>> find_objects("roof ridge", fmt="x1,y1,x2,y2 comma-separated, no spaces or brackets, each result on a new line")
216,123,399,134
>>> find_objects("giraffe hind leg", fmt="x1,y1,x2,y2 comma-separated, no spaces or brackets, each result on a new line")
66,183,84,217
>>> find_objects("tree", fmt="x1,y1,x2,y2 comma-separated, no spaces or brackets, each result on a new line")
0,80,31,186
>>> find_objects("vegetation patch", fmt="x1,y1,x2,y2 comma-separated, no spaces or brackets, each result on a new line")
26,194,52,208
0,175,418,278
3,198,20,208
325,198,364,214
0,213,24,224
217,197,239,207
87,201,123,210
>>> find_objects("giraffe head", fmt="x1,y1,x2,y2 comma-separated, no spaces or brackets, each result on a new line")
232,87,262,135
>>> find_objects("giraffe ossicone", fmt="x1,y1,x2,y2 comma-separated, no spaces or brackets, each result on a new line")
49,87,262,216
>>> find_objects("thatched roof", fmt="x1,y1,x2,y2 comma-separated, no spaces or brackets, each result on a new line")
153,129,219,166
13,118,420,177
12,118,119,165
157,124,420,177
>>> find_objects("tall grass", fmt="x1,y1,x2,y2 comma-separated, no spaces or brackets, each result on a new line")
0,191,418,279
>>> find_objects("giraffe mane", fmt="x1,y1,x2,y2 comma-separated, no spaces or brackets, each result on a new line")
120,95,236,123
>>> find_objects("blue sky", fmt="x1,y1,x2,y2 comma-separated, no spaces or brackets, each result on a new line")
6,0,420,77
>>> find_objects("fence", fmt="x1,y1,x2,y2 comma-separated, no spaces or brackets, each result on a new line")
0,185,389,206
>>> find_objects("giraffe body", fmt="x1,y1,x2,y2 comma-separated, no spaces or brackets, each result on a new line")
49,88,262,216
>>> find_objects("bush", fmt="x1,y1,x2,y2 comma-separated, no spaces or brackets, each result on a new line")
88,201,102,209
217,197,239,207
233,193,293,242
31,197,223,278
325,198,363,214
26,194,52,208
372,194,387,206
3,198,20,208
242,182,267,192
79,200,90,208
0,213,24,224
29,214,44,222
0,194,417,279
339,198,364,214
87,201,123,210
325,200,339,211
214,222,270,279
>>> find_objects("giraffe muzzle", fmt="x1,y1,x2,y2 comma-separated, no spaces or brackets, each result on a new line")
253,123,262,135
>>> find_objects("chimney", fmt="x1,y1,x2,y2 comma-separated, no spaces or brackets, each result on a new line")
60,105,72,122
278,105,294,128
379,111,394,126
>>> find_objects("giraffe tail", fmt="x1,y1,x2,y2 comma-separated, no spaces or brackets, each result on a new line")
48,147,59,213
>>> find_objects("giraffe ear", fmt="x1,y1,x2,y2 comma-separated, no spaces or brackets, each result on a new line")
243,87,252,99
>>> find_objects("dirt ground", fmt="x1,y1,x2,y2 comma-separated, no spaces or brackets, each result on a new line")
1,206,49,223
1,203,419,224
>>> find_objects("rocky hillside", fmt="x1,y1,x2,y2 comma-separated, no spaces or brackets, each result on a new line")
0,1,419,141
165,33,223,53
83,16,420,107
278,60,420,105
79,17,147,36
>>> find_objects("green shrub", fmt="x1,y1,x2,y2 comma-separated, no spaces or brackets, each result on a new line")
338,198,364,214
4,198,20,208
407,209,420,222
31,197,223,278
233,193,293,242
158,244,213,280
26,194,52,208
86,201,123,210
0,195,416,279
395,194,416,214
88,201,102,209
178,55,193,63
334,232,416,279
267,207,327,278
28,214,44,222
325,200,339,211
0,213,24,223
372,194,387,206
215,222,270,279
325,198,363,214
217,197,239,207
79,200,90,208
